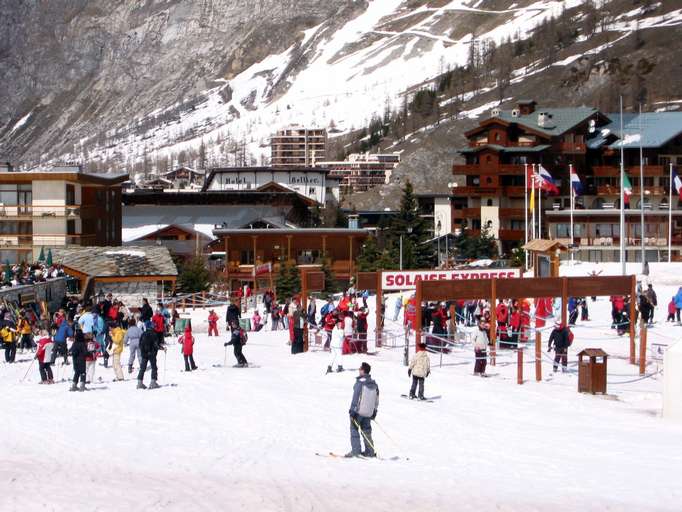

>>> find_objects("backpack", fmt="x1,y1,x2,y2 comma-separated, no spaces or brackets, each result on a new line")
43,342,54,363
240,329,248,345
567,328,574,347
356,380,379,418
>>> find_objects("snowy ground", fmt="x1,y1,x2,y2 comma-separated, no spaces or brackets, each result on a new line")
3,263,682,511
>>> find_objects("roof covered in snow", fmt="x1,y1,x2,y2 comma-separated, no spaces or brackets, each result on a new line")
51,246,177,278
495,107,600,137
604,112,682,149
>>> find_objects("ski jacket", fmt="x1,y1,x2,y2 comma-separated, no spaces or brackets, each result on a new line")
18,318,32,335
152,313,165,333
0,326,16,344
645,289,657,307
36,337,53,363
495,303,508,323
349,375,379,419
675,289,682,309
54,322,73,344
110,327,125,355
226,304,241,325
124,325,142,345
669,300,676,315
324,313,335,332
227,328,244,347
69,338,89,369
611,296,625,312
140,303,153,323
330,325,345,350
409,350,431,378
548,326,570,351
356,311,368,333
140,329,161,358
473,328,489,351
85,340,100,362
78,312,95,334
208,312,219,325
343,315,354,336
180,331,194,356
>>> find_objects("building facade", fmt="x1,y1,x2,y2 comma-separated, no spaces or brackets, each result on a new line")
317,152,400,195
271,127,327,167
202,166,338,204
0,165,127,263
452,101,682,260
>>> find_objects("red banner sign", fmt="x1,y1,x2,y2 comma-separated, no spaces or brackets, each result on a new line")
381,269,521,291
254,263,272,276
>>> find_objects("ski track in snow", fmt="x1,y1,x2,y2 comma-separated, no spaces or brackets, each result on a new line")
3,262,682,510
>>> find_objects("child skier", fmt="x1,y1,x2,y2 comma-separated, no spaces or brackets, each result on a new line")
179,325,198,372
35,330,55,384
69,330,90,391
327,320,345,374
408,342,431,400
124,318,142,374
109,323,126,381
207,309,219,336
225,321,248,367
85,336,100,384
668,297,676,322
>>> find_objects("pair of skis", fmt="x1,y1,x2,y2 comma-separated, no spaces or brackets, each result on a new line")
315,452,402,461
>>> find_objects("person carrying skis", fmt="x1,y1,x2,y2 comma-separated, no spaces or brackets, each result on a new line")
408,342,431,400
547,320,571,373
225,320,248,367
207,309,219,337
179,325,198,372
346,362,379,458
151,308,165,347
137,327,165,389
69,330,90,392
124,318,142,374
35,330,55,384
110,322,126,381
327,320,345,374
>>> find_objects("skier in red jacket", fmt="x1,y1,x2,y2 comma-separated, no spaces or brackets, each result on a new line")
35,331,55,384
207,309,219,336
179,325,198,372
152,309,165,346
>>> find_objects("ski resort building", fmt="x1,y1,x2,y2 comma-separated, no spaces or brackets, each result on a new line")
452,101,682,261
316,152,400,195
270,127,327,167
202,166,339,204
0,165,127,264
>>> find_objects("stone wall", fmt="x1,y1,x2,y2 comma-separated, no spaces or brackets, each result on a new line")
94,281,159,308
0,278,67,312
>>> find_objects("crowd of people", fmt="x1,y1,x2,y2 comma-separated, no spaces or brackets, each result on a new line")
0,262,66,289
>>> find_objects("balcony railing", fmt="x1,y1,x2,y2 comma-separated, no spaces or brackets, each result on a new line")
0,204,89,218
0,234,97,248
498,229,525,241
597,185,666,196
559,141,586,153
593,165,665,177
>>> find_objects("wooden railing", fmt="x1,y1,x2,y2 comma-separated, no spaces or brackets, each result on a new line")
594,165,665,177
0,204,93,218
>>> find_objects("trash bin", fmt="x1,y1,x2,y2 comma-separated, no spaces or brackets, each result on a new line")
239,318,251,332
578,348,608,394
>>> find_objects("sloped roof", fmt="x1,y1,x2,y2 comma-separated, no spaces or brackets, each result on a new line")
522,239,568,252
51,246,177,278
496,107,600,137
605,112,682,149
459,144,550,154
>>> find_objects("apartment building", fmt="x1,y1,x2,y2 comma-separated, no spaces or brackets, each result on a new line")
271,127,327,167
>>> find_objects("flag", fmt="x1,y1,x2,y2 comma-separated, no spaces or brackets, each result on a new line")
623,173,632,205
529,182,535,211
570,168,583,196
537,165,559,194
673,168,682,196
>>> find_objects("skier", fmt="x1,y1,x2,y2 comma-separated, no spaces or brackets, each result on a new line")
109,322,126,381
307,296,317,327
179,325,198,372
151,308,165,347
343,310,355,353
667,297,676,322
327,320,345,374
85,335,100,384
291,300,305,354
356,307,368,353
408,342,431,400
207,309,219,336
252,310,262,332
93,311,108,368
346,362,379,458
225,320,248,367
323,310,335,350
645,284,657,324
137,327,165,389
568,297,578,326
35,330,54,384
225,300,241,327
1,321,16,363
69,330,89,392
579,297,589,321
547,320,571,373
675,287,682,323
17,314,33,353
53,318,74,365
124,318,142,374
139,298,153,328
473,318,489,376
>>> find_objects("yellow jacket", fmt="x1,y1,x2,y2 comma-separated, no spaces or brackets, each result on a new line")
18,319,32,335
110,327,126,355
1,327,16,344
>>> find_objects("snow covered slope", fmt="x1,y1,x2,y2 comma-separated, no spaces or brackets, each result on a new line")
3,264,682,511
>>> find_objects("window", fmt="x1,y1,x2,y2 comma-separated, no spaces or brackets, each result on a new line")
240,250,254,265
0,221,31,235
67,220,76,235
66,184,75,205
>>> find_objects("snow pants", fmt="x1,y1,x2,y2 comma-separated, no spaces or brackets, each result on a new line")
233,343,247,366
4,343,16,363
184,354,198,371
350,416,374,457
55,342,68,364
328,347,342,369
112,353,124,380
128,340,140,369
474,349,487,375
86,360,96,383
291,328,304,354
410,376,425,398
20,333,34,351
208,323,218,336
39,362,53,382
137,355,158,382
553,348,568,372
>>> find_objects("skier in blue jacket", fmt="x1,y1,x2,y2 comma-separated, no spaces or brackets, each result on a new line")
346,362,379,458
674,287,682,323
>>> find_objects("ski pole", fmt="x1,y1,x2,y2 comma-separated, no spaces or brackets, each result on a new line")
352,417,378,457
224,344,228,367
163,349,167,383
372,419,409,460
20,358,36,383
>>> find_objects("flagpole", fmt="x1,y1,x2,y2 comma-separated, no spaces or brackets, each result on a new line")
570,164,574,263
639,104,645,273
524,163,529,269
669,162,673,263
538,171,542,239
619,96,626,276
531,164,536,242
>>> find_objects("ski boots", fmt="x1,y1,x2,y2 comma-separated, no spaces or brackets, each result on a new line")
78,382,86,392
336,365,344,373
137,380,147,390
326,365,333,374
148,380,160,390
69,383,78,392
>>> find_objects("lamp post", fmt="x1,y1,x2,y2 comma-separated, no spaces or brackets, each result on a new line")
400,226,413,271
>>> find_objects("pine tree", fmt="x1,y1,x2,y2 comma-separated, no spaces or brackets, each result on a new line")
388,181,434,269
320,259,340,294
357,236,381,271
178,257,212,293
276,260,301,299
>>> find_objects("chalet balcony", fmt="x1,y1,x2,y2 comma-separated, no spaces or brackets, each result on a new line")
0,204,88,218
593,165,665,177
498,229,525,241
500,208,526,218
452,186,499,196
452,164,526,176
452,164,481,174
503,186,526,197
558,141,586,153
